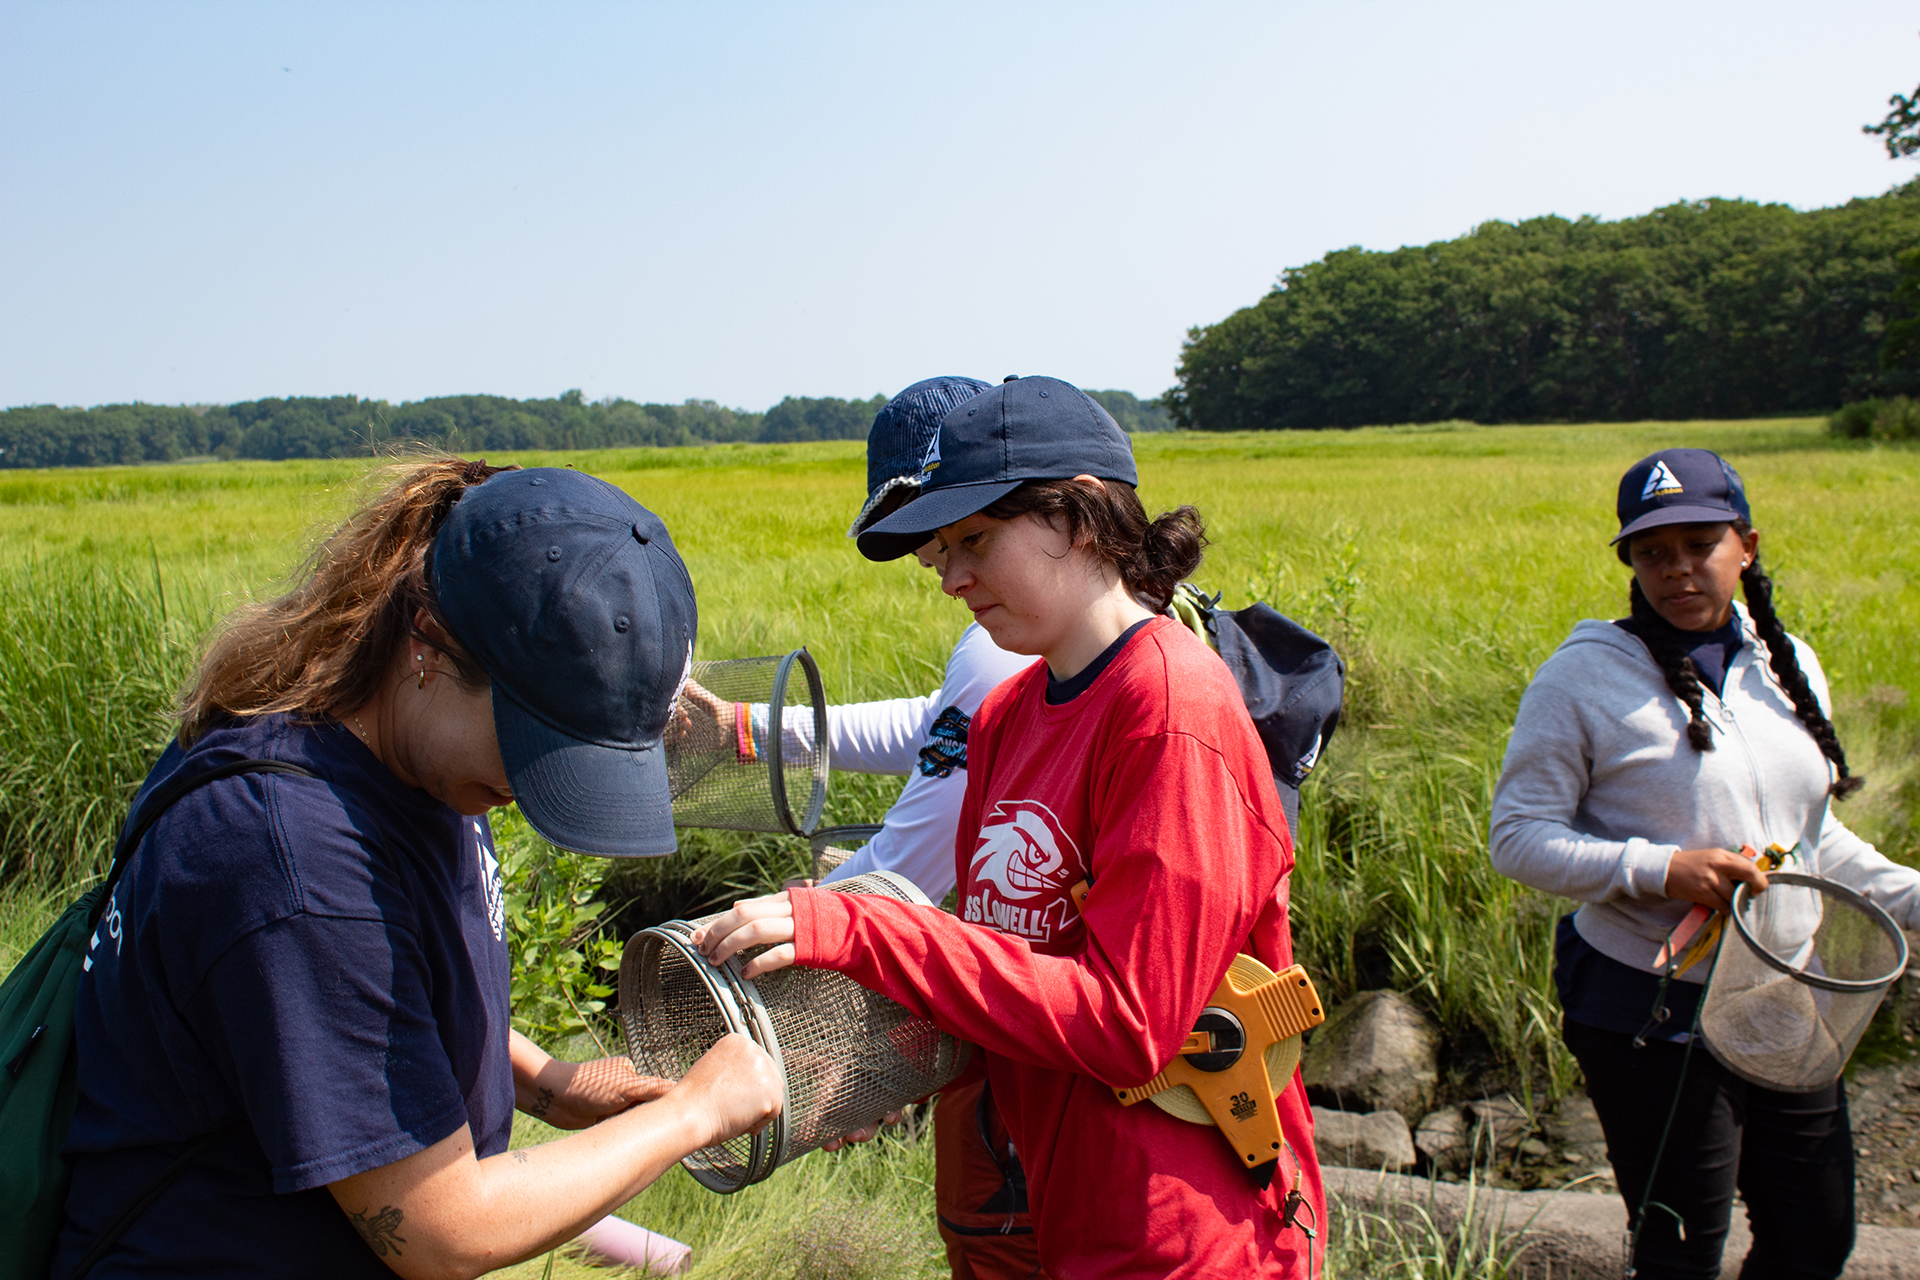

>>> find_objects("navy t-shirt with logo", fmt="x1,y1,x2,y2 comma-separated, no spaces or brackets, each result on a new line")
54,714,514,1278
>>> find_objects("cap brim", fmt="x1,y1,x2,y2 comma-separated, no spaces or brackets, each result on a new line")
855,479,1022,561
845,474,922,539
1610,505,1742,545
495,695,678,857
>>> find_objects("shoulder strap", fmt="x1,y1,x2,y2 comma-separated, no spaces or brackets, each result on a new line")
65,757,317,1280
88,758,318,928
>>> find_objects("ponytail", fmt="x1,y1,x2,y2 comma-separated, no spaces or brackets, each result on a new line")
981,479,1207,610
178,455,518,742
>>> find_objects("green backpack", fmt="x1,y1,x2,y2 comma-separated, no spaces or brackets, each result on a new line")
0,758,313,1280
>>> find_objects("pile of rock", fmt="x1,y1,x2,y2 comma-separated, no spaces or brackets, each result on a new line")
1299,989,1610,1189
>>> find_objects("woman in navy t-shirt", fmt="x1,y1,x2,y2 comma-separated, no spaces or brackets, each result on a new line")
56,460,781,1278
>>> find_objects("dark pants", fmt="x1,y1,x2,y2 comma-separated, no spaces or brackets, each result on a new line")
1563,1019,1854,1280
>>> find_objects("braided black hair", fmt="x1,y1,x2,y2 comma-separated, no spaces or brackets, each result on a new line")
1627,577,1716,751
1624,527,1862,799
1737,555,1863,798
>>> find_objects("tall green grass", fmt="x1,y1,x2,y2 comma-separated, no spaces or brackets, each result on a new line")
3,420,1915,1111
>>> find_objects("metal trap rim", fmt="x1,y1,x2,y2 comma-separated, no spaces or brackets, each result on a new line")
1728,872,1909,993
765,647,829,837
621,925,783,1193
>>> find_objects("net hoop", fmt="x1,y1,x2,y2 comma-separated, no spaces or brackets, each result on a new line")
620,927,783,1191
767,648,829,837
621,870,969,1194
1728,872,1908,993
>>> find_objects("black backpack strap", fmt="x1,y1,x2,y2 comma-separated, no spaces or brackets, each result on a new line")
87,758,318,928
66,757,317,1278
64,1128,228,1280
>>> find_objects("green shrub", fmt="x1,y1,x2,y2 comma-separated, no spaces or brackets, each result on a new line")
493,806,626,1051
1829,396,1920,440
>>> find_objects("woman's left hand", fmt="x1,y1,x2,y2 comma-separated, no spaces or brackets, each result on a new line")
511,1032,674,1129
692,892,797,979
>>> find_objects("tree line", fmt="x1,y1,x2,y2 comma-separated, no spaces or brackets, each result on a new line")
1169,180,1920,430
0,387,1167,469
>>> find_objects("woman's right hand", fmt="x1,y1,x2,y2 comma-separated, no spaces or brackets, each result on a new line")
665,679,737,755
671,1032,783,1149
1665,845,1769,911
691,892,798,979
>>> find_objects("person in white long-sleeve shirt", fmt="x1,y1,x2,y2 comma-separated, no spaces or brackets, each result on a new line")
803,620,1031,899
691,377,1046,1280
1489,448,1919,1280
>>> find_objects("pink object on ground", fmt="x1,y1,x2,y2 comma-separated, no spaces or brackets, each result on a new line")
574,1216,693,1274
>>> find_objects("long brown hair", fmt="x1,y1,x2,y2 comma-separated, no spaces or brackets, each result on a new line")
178,455,516,742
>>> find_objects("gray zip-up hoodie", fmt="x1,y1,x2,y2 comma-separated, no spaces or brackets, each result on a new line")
1489,606,1920,982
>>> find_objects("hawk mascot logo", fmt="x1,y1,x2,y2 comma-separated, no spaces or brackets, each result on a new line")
963,800,1084,944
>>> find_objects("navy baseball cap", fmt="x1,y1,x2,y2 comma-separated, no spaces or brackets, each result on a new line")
1611,449,1752,551
432,468,697,858
848,376,993,538
856,376,1137,561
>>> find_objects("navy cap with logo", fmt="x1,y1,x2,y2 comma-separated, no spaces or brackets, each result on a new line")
432,468,697,857
1611,449,1752,554
847,375,993,538
856,375,1137,561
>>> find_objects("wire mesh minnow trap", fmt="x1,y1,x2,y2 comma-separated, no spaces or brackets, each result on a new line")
665,650,828,837
1700,872,1908,1092
619,871,972,1192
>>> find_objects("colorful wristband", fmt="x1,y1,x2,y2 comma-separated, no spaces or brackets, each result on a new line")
735,702,757,762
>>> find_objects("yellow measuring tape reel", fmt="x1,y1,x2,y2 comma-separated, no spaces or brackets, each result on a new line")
1113,952,1325,1189
1065,880,1326,1190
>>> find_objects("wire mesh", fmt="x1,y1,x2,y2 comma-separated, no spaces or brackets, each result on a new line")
1700,872,1909,1092
664,650,828,836
618,871,971,1193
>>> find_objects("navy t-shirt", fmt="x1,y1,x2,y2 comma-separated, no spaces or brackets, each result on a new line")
54,715,514,1278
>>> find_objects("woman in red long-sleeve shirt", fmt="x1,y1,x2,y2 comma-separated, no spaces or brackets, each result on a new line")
696,376,1322,1279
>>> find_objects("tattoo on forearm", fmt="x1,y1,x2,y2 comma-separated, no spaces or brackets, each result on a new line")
530,1085,554,1118
512,1149,530,1165
348,1204,408,1257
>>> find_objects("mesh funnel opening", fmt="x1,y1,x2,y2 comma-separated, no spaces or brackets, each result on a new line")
1700,872,1908,1092
619,871,970,1193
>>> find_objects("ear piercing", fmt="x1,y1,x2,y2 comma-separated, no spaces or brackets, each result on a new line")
416,653,427,690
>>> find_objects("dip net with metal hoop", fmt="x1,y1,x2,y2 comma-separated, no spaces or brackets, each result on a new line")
619,871,971,1192
1700,871,1908,1092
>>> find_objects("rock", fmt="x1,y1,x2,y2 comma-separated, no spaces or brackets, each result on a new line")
1467,1094,1533,1154
1323,1167,1920,1279
1311,1105,1416,1172
1519,1138,1552,1160
1413,1105,1469,1173
1301,990,1440,1125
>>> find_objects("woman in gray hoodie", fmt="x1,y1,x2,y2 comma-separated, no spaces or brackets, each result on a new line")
1490,448,1920,1280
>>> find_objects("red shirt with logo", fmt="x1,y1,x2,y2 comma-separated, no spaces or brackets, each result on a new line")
790,617,1324,1279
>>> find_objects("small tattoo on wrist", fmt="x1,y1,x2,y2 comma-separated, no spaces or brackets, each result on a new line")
512,1149,530,1165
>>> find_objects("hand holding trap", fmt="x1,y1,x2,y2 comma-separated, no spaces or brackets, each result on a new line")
1698,871,1908,1091
664,650,829,838
619,872,972,1193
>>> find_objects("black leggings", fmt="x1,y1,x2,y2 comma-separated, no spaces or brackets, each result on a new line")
1563,1018,1854,1280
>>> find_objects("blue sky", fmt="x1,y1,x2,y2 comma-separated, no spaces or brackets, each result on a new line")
2,1,1915,410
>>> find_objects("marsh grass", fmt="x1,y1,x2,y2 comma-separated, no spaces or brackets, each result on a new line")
2,419,1915,1248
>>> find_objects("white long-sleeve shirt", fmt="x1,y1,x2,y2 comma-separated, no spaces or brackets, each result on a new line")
807,624,1033,901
